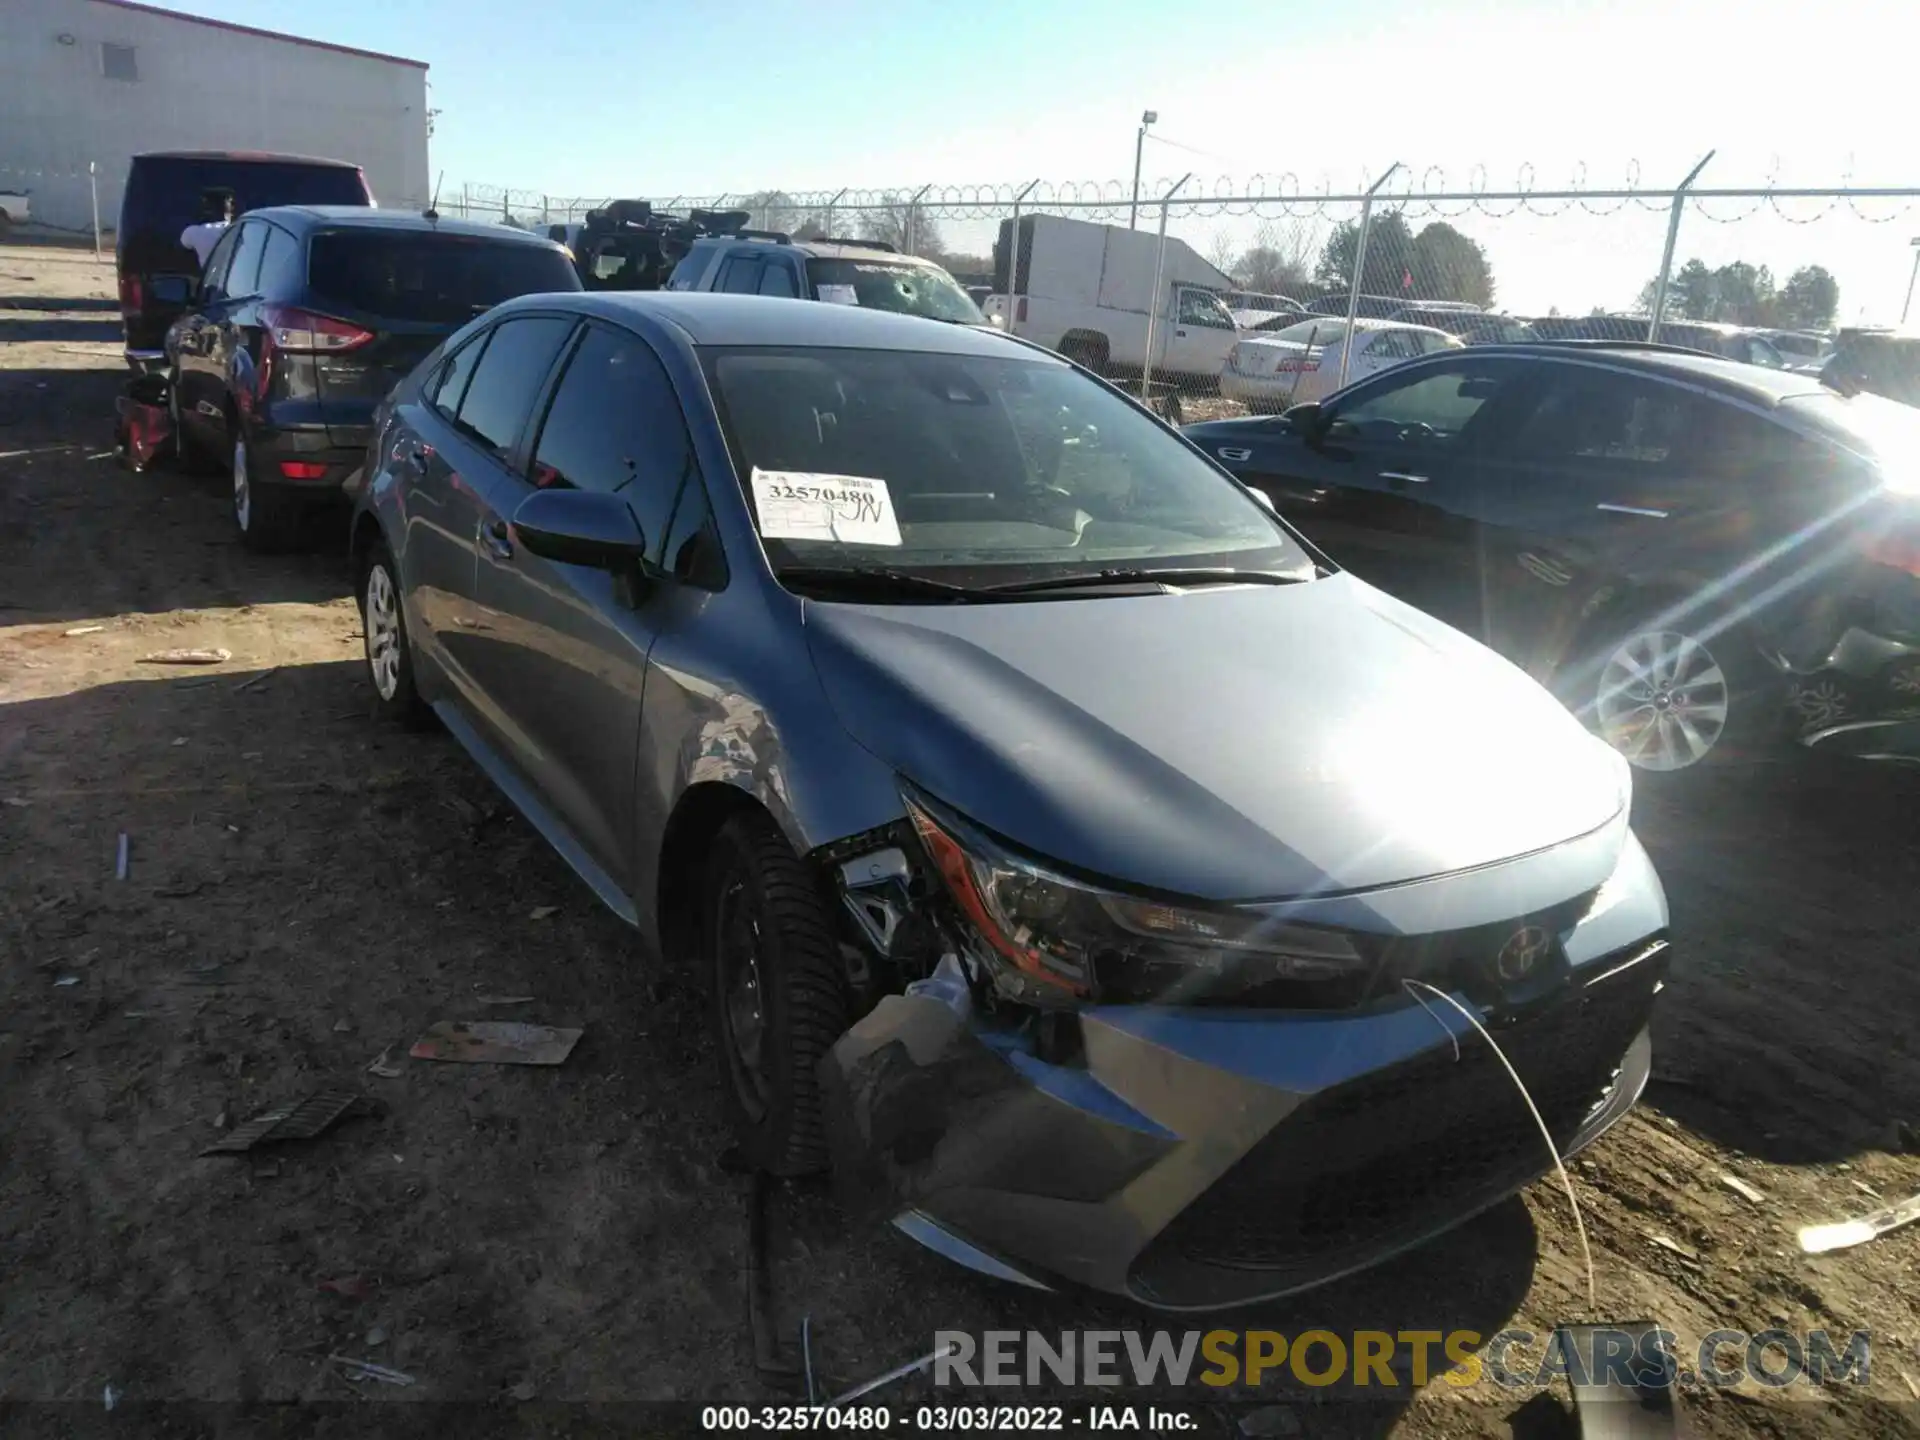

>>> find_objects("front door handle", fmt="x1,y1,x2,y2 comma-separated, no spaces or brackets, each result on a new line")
1217,446,1252,462
1175,328,1189,337
402,445,431,477
1380,470,1429,485
482,518,513,560
1596,502,1668,519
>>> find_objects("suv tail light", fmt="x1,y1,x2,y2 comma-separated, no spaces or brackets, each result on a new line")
261,305,373,354
118,272,143,315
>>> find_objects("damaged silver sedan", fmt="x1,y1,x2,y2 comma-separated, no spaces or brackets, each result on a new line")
350,291,1671,1311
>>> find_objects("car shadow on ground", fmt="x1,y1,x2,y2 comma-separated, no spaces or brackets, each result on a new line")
1631,754,1920,1166
0,314,123,345
0,295,123,313
0,368,355,623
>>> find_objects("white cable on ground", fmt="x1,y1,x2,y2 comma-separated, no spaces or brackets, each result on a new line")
1402,977,1597,1312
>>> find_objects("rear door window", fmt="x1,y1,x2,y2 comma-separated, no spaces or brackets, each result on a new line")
667,245,721,292
527,324,696,558
451,316,576,459
757,263,798,298
427,333,489,416
716,255,764,293
307,232,581,323
1504,367,1700,468
222,221,271,298
254,224,302,296
199,227,241,297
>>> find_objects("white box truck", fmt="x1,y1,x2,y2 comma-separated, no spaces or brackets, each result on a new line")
984,214,1240,387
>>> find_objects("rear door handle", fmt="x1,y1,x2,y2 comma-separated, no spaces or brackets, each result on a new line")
482,517,513,560
1217,446,1252,462
402,445,431,477
1380,470,1429,485
1596,502,1668,519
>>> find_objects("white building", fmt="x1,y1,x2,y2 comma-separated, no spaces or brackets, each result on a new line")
0,0,430,232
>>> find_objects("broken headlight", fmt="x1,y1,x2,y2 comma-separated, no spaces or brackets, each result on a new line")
904,794,1366,1007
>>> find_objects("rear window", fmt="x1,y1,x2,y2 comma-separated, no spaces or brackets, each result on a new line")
306,232,582,323
805,258,983,323
122,159,369,246
1261,320,1351,348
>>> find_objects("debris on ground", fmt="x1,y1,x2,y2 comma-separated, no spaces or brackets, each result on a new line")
138,648,231,666
2,796,29,807
330,1354,414,1387
366,1046,404,1079
102,1383,120,1411
319,1274,376,1299
475,994,535,1007
1799,1190,1920,1254
1720,1173,1767,1205
63,624,104,637
826,1341,963,1408
409,1020,581,1066
508,1379,537,1402
200,1090,385,1156
528,905,559,921
1646,1233,1700,1265
54,975,79,987
115,832,128,880
232,667,278,694
365,1325,388,1347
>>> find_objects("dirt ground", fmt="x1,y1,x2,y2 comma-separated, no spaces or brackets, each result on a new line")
3,239,1920,1438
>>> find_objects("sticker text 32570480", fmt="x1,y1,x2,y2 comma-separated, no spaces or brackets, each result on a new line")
750,468,903,546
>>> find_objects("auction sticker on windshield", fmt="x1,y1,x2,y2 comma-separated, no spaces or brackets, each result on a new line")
817,284,860,306
751,468,902,545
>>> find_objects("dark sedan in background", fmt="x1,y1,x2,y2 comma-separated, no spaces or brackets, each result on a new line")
165,207,579,550
1186,341,1920,773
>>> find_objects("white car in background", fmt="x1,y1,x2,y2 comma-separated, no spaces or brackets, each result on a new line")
1221,317,1461,410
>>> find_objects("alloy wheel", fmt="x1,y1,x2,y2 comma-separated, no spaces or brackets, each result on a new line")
364,563,403,702
1594,628,1730,772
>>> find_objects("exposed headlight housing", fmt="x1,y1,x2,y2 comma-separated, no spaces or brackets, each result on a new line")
904,793,1367,1008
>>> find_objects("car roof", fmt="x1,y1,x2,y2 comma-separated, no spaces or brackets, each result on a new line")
496,291,1031,355
690,234,937,265
243,206,566,247
1462,342,1834,403
132,150,359,168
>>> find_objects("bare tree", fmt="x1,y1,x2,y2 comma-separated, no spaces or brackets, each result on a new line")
1206,230,1241,279
1236,218,1318,297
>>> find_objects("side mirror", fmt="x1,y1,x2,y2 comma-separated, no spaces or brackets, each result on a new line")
511,487,648,571
1282,401,1325,441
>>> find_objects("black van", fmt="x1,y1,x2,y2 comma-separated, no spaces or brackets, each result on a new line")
117,151,372,370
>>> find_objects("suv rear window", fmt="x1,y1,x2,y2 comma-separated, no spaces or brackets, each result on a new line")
307,232,582,323
122,159,369,244
805,259,982,323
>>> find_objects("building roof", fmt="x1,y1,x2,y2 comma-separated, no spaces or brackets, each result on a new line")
88,0,428,71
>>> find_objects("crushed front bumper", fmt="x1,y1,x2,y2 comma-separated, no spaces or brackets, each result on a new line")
821,841,1670,1311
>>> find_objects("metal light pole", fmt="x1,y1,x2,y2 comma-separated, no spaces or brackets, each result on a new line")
1901,237,1920,326
1141,172,1193,408
1338,162,1402,390
1128,110,1158,229
1648,150,1715,341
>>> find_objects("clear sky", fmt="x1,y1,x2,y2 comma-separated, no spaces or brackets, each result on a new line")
171,0,1920,322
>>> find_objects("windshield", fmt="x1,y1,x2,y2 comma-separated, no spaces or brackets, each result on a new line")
307,232,582,323
702,346,1313,590
806,258,984,323
1258,320,1350,348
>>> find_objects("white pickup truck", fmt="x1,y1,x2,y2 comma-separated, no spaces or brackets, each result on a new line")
0,190,29,233
983,213,1240,388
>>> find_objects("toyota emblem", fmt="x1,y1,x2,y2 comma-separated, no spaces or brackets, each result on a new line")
1496,925,1552,982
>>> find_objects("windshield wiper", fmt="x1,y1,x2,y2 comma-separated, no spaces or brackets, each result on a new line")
774,565,982,601
979,566,1311,595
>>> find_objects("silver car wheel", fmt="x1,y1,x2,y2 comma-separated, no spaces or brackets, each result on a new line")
232,434,251,532
364,563,403,702
1594,628,1729,772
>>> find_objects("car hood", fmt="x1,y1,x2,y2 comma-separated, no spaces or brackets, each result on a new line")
802,573,1628,903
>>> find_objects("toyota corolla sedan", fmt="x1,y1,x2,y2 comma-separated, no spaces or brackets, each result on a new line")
349,293,1670,1310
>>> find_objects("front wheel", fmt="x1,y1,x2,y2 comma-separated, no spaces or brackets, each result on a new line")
704,810,851,1177
1561,610,1776,774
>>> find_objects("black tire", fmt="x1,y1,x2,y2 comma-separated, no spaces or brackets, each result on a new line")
1554,598,1779,776
358,539,431,728
1058,336,1107,373
231,426,309,553
704,810,850,1177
